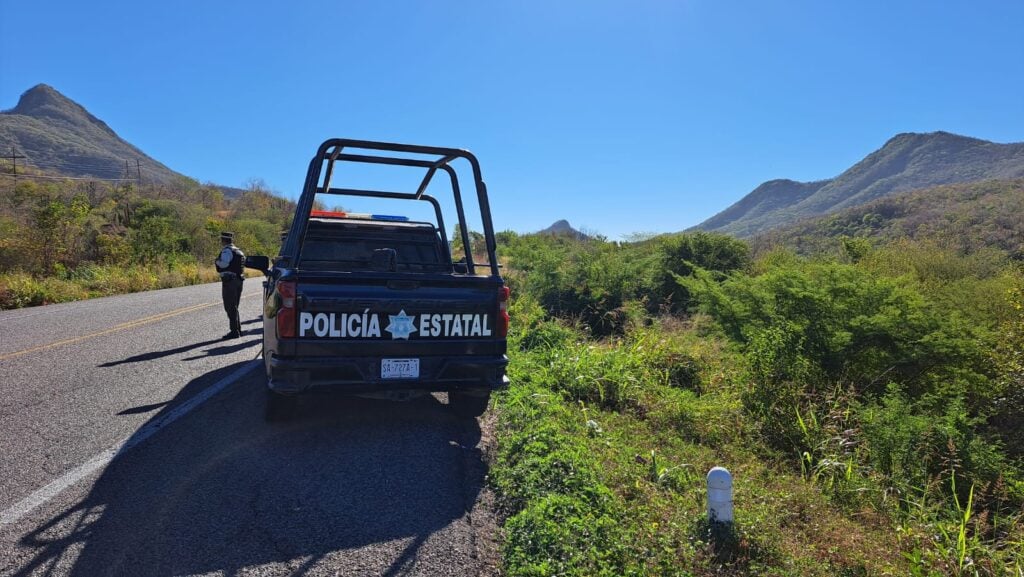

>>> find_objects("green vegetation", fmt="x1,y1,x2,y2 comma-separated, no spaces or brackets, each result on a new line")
0,172,293,308
755,179,1024,258
497,230,749,335
0,84,298,308
492,229,1023,576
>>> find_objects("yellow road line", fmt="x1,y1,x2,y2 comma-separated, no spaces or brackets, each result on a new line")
1,301,221,362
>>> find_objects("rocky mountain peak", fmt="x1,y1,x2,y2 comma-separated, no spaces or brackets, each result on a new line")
6,84,117,137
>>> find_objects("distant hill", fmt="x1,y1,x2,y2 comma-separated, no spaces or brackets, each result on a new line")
752,178,1024,257
695,131,1024,237
0,84,187,186
696,179,830,233
538,219,587,239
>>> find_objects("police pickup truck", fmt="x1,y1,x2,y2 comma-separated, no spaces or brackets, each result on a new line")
245,139,509,421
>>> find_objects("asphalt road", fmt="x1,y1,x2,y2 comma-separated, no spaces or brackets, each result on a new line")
0,282,499,576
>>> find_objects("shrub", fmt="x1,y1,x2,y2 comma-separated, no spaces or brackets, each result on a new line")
498,231,750,335
860,386,1012,509
683,258,993,402
648,231,751,313
0,272,46,308
503,494,627,577
494,382,630,576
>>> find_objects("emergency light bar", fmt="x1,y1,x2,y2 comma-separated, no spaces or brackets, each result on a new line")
309,210,409,222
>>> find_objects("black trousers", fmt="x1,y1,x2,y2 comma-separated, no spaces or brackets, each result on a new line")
221,277,243,333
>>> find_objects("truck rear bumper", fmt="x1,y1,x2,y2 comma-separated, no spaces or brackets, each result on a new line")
267,354,509,395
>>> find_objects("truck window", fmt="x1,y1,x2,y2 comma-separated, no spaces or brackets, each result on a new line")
298,220,450,272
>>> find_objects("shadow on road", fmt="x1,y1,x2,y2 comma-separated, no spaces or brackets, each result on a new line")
180,337,260,361
115,401,170,416
12,362,485,576
98,317,262,367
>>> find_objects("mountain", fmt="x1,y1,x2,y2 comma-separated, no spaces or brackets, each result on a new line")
695,132,1024,237
538,219,587,239
752,178,1024,257
695,179,829,233
0,84,186,185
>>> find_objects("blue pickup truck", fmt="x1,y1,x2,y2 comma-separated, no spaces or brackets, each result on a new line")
246,139,510,421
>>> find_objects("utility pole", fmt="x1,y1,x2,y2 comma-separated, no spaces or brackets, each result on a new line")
136,159,142,187
9,147,26,184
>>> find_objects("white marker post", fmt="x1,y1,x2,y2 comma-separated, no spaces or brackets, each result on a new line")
707,466,733,523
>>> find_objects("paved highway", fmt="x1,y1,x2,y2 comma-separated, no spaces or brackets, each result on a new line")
0,282,498,576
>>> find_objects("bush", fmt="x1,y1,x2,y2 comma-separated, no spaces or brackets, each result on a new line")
683,258,993,402
991,273,1024,459
498,231,750,335
506,293,580,353
493,382,631,576
0,262,224,309
681,249,1023,553
648,231,751,313
494,433,615,515
860,386,1012,509
0,272,47,308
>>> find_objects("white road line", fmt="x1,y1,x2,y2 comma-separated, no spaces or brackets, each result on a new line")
0,360,260,525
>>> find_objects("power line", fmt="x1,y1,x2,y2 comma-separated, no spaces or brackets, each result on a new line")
19,167,124,179
8,155,141,171
24,161,125,172
14,159,127,174
9,166,125,180
3,163,139,182
0,146,152,184
0,173,136,182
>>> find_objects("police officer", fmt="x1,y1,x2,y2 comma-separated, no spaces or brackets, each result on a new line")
215,232,245,339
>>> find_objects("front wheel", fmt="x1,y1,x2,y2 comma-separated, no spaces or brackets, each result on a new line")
449,391,490,418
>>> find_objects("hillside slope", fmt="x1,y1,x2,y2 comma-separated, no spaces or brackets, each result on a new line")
753,178,1024,256
0,84,185,185
696,132,1024,237
695,179,829,232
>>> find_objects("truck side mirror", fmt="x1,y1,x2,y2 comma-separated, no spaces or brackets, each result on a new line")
245,255,271,275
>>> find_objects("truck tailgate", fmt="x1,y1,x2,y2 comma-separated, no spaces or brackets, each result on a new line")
281,273,506,358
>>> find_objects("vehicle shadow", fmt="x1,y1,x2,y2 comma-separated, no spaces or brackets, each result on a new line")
12,362,486,576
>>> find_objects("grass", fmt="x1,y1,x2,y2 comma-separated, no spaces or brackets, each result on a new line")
0,261,226,309
489,295,1023,576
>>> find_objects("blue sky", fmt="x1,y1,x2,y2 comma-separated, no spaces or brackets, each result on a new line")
2,0,1023,239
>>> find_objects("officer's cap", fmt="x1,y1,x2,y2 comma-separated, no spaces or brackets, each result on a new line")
220,231,234,242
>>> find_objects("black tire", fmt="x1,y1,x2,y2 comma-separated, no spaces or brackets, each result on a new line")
449,391,490,418
264,388,297,422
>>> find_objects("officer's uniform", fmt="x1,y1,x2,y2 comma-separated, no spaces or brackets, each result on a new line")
215,232,245,339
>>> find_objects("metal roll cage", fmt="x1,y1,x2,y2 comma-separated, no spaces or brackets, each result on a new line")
282,139,499,276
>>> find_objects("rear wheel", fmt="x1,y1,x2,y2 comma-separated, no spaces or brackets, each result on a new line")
264,388,297,422
449,391,490,418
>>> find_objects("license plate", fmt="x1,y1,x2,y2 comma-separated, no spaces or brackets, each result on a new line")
381,358,419,379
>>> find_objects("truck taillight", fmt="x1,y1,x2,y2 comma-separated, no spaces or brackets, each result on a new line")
497,286,510,337
277,281,297,338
